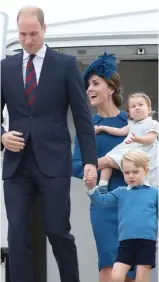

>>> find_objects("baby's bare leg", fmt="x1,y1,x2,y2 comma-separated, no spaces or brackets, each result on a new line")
100,167,113,181
104,156,120,169
97,156,120,192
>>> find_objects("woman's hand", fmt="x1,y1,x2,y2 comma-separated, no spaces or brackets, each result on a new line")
94,125,105,135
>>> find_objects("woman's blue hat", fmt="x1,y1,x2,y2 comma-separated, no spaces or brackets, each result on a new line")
83,52,117,88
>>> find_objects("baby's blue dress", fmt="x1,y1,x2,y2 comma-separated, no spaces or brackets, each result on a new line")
73,111,135,279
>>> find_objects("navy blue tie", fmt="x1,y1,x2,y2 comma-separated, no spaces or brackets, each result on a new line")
25,54,37,107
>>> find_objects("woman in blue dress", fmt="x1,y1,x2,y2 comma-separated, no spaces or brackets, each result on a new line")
73,53,135,282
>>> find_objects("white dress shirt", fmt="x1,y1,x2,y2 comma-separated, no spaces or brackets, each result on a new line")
22,44,47,86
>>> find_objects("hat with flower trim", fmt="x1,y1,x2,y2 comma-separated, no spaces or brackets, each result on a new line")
83,52,117,88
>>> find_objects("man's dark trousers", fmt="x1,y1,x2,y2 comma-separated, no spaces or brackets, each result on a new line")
3,139,80,282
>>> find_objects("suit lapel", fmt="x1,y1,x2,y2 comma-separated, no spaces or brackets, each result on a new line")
13,52,30,113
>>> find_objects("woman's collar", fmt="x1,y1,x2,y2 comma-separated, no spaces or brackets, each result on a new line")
92,111,127,124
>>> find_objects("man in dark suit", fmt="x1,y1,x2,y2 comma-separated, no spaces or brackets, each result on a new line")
1,6,97,282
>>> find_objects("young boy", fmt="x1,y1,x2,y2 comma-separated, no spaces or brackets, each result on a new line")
87,150,158,282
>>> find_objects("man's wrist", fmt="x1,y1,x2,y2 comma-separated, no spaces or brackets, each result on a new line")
1,129,6,136
1,131,7,143
84,164,96,168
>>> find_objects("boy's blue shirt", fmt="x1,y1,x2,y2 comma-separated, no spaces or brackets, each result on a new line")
88,184,158,241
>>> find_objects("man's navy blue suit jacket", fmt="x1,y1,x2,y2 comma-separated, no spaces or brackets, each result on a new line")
1,46,97,179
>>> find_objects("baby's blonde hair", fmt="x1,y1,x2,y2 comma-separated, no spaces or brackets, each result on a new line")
121,150,149,172
125,92,153,118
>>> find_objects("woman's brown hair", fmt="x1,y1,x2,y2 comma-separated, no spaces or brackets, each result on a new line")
105,73,123,108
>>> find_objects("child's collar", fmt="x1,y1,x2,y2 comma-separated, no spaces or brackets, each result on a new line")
131,116,152,124
127,180,151,190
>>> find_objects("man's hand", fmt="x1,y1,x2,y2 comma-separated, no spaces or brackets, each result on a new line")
83,164,97,188
1,131,25,152
85,170,97,189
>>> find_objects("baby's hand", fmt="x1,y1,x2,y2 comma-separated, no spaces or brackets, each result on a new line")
125,133,137,144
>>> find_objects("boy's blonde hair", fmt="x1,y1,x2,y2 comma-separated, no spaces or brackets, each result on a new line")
121,150,149,172
125,92,153,118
